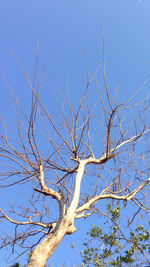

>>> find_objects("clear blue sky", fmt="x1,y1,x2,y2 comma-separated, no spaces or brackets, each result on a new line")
0,0,150,266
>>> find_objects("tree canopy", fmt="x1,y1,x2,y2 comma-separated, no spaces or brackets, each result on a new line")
0,45,150,266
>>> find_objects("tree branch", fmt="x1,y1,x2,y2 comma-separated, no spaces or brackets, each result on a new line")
75,177,150,216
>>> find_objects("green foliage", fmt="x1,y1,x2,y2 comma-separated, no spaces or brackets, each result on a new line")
80,205,150,266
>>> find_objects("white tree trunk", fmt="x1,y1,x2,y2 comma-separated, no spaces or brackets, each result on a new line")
28,216,76,267
28,161,85,267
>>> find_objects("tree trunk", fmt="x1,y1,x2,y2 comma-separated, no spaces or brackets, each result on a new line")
28,217,75,267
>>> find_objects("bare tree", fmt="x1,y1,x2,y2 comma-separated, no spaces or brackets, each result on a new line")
0,48,150,266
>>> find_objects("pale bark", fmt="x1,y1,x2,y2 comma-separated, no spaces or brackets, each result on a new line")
28,216,76,267
0,53,149,266
28,162,85,266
